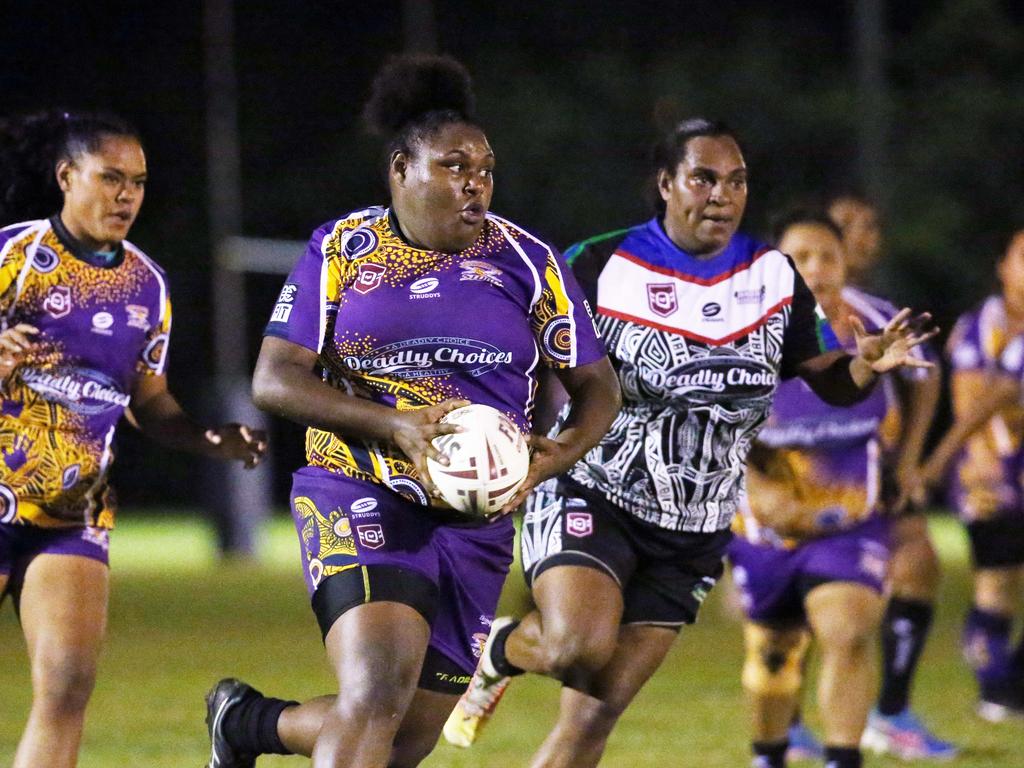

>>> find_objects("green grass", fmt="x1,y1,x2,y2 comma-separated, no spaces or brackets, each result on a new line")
0,513,1021,766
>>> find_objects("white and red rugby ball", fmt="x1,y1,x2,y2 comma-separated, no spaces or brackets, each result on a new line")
426,404,530,517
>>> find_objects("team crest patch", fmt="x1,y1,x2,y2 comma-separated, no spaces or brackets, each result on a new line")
565,511,593,537
357,523,386,549
43,286,72,318
354,263,387,294
460,260,503,288
647,283,677,317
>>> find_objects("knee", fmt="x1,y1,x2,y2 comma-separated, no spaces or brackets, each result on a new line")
817,618,875,659
535,624,618,678
891,532,941,596
741,624,808,699
335,656,419,723
31,652,97,714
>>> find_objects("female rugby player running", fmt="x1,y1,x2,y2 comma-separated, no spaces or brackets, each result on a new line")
916,228,1024,722
729,209,929,768
0,111,265,768
202,55,619,768
444,119,934,768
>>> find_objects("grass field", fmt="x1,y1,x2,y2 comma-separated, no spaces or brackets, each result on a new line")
1,512,1021,767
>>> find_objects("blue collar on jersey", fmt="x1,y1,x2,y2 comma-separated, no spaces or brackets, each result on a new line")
629,217,766,281
50,215,126,270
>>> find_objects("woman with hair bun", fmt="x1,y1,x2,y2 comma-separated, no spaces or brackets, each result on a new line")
0,110,266,768
203,55,620,768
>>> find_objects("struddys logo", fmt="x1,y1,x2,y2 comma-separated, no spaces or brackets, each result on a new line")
341,337,512,380
636,349,776,404
20,366,130,415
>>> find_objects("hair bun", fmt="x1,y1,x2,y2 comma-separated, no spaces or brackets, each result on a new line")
363,54,475,136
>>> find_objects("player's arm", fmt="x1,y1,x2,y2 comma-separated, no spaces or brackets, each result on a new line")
796,309,936,406
892,369,941,507
129,374,267,468
251,336,466,492
919,372,1019,487
500,355,620,512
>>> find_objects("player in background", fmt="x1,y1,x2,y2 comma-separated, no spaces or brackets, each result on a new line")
444,119,934,768
827,193,954,758
202,55,620,768
915,228,1024,721
730,209,933,768
0,111,266,768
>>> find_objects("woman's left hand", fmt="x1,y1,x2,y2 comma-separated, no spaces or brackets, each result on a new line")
497,434,578,515
204,423,268,468
851,308,938,374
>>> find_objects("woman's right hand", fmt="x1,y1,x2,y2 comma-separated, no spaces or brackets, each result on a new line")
0,324,38,381
390,398,470,497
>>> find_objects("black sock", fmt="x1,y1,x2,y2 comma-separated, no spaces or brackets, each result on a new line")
223,692,297,756
824,745,862,768
878,597,934,715
751,739,787,768
490,619,525,677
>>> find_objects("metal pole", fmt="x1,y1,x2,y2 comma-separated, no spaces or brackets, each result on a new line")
203,0,270,557
853,0,890,214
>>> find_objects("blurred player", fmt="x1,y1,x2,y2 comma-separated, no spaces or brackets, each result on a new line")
917,228,1024,721
730,209,933,768
444,119,934,768
828,193,954,758
0,111,266,768
202,55,619,768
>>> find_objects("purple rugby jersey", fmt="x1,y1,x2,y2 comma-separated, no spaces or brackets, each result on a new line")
736,287,905,545
265,206,605,508
0,218,171,528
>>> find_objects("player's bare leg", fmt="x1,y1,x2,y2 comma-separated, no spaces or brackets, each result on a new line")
528,623,677,768
312,601,429,768
276,687,457,767
14,554,109,768
742,623,809,746
805,582,884,747
504,565,624,680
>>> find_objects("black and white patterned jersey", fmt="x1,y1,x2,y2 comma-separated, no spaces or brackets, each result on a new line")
561,218,837,533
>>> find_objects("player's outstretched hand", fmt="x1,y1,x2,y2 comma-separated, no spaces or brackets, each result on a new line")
851,309,938,374
0,323,38,381
391,398,470,497
205,423,268,469
497,433,576,515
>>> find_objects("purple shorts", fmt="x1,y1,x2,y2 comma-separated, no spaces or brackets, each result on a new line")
0,522,110,593
728,516,891,625
290,467,515,692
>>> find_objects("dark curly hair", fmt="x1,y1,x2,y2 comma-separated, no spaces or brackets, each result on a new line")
362,54,480,166
650,117,744,216
0,110,141,224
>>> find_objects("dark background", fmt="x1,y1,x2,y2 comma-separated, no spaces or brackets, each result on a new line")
3,0,1023,509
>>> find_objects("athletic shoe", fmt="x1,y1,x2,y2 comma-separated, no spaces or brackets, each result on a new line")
861,708,958,761
785,721,824,761
977,693,1024,723
205,678,258,768
442,616,516,748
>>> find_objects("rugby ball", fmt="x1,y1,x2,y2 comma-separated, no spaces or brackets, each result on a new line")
426,404,530,517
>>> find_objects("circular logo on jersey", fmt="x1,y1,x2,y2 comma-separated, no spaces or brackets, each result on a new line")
702,302,722,318
343,229,379,260
0,483,17,524
92,311,114,330
541,317,573,365
32,245,60,273
410,278,439,294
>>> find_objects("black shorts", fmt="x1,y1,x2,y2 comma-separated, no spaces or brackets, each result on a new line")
520,479,731,627
966,515,1024,569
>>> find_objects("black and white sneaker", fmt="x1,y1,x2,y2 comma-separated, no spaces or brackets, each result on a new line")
205,678,258,768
